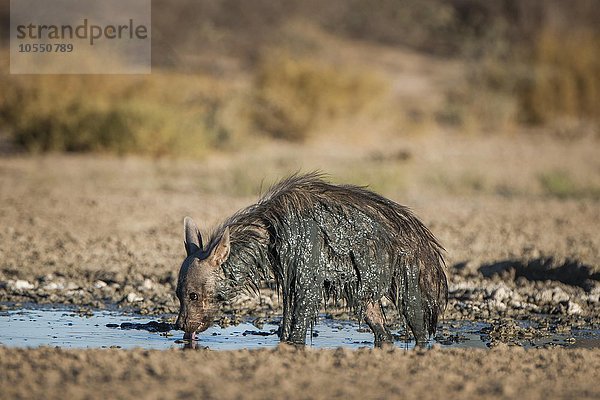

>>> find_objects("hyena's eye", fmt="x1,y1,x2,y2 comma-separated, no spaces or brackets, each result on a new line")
189,292,198,301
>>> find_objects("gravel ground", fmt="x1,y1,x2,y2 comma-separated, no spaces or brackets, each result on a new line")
1,134,599,399
1,137,598,326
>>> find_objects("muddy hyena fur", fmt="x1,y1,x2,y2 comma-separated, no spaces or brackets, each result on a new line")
175,173,447,346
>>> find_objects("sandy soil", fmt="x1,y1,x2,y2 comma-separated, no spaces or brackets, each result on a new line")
1,133,599,399
1,345,599,400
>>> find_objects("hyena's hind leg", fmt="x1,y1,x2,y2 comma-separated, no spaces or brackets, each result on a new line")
364,301,393,348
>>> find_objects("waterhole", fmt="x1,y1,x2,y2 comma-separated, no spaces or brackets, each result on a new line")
1,305,598,350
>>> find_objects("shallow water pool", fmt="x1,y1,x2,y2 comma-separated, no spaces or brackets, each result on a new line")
1,305,598,350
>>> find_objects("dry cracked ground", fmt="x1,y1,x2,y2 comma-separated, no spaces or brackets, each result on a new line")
1,133,599,399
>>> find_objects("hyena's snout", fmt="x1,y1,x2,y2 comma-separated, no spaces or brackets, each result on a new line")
175,307,193,331
175,308,213,335
175,313,192,331
175,312,198,340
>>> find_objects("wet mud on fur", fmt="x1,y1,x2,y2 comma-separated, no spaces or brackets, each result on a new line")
176,173,447,346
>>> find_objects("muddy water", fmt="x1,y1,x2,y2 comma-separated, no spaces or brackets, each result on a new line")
1,305,598,350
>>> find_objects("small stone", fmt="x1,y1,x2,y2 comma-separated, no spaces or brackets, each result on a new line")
587,293,599,303
11,280,34,290
551,287,570,303
139,278,154,291
126,292,144,303
94,280,108,289
43,282,63,291
566,301,582,315
586,286,600,303
537,289,554,303
489,300,507,312
491,287,511,303
537,287,570,304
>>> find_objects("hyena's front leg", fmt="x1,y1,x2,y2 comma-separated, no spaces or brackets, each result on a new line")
280,222,323,345
288,281,321,345
364,300,393,347
279,287,293,342
279,272,322,345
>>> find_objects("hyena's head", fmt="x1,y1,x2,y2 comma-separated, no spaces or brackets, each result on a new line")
175,217,230,340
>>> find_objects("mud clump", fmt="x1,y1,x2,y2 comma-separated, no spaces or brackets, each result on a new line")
482,319,548,347
107,321,173,333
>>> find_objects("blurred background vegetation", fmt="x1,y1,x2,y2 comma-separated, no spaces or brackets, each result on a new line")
0,0,598,156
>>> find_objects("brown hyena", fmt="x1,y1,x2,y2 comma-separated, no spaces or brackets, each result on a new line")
175,173,447,347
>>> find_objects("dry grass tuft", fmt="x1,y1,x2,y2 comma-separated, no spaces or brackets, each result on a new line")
518,28,600,127
247,50,386,141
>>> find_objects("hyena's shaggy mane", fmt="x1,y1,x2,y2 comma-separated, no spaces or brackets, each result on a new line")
205,172,448,336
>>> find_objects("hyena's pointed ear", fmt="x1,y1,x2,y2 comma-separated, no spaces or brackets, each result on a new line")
184,216,203,256
210,227,230,266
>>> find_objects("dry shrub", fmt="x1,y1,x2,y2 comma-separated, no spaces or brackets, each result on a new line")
248,50,385,141
432,1,600,135
0,73,234,156
518,28,600,126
